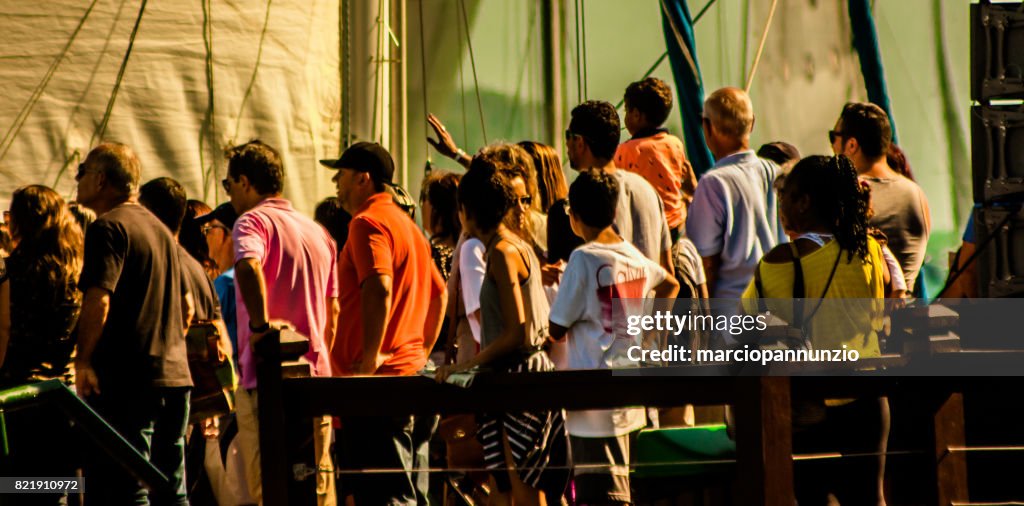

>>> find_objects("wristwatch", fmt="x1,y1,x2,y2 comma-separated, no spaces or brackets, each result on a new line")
249,321,271,333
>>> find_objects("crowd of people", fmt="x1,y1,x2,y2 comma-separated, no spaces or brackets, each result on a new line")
0,75,936,506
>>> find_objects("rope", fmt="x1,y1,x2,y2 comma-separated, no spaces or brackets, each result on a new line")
744,0,779,92
458,0,487,144
93,0,149,145
693,0,719,24
0,0,100,164
946,446,1024,453
370,0,385,142
503,3,539,138
573,0,583,104
952,503,1024,506
233,0,273,145
328,448,923,475
340,0,350,148
417,0,430,162
580,0,588,99
199,0,216,203
455,2,468,150
613,0,718,111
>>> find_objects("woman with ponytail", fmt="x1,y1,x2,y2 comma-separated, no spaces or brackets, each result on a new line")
744,155,888,505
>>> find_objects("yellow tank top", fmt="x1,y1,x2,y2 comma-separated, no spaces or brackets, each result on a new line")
741,238,885,357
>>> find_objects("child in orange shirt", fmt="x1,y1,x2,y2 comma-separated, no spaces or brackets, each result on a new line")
614,77,697,242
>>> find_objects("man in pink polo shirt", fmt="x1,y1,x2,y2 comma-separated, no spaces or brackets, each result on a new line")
224,139,339,506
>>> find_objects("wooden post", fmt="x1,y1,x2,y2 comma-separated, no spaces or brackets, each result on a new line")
253,329,291,506
733,376,794,506
932,391,969,506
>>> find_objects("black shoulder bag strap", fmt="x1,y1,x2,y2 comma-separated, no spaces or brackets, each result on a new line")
799,248,843,331
790,243,806,325
754,260,767,313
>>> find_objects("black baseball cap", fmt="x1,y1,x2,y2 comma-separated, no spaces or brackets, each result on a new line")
195,202,239,230
319,142,396,185
757,141,801,167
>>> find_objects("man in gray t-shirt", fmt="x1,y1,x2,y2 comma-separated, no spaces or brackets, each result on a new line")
687,87,786,299
830,102,930,292
565,100,674,276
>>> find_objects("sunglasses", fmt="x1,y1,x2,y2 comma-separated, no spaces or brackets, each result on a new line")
221,178,232,192
828,130,845,144
201,222,229,236
564,129,579,141
75,163,94,180
515,196,532,207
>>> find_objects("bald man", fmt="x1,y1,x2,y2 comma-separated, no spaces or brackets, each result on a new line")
685,87,786,299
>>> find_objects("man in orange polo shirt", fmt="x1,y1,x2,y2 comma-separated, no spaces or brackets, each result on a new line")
320,142,447,505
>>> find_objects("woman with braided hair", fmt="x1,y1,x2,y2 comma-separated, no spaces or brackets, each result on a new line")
743,154,889,505
745,154,886,353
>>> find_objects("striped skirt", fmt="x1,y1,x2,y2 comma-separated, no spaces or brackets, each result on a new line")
476,350,569,495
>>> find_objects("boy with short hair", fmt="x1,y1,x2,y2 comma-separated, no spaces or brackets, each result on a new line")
549,169,679,505
615,77,698,241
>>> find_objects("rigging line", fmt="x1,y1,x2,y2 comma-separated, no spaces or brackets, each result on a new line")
455,1,468,150
503,3,539,138
54,0,129,191
233,0,273,145
199,0,216,203
92,0,150,145
0,0,100,163
580,0,587,99
370,0,385,143
573,0,582,104
744,0,779,92
55,150,82,201
458,0,487,144
417,0,430,161
612,0,719,111
693,0,718,24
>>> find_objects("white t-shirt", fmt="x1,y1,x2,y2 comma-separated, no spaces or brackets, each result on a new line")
459,238,486,343
549,240,669,437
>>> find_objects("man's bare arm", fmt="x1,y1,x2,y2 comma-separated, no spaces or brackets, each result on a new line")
75,287,111,396
356,274,392,374
421,286,448,358
235,258,269,328
702,254,721,297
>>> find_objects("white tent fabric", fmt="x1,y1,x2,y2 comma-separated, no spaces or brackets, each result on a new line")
0,0,342,213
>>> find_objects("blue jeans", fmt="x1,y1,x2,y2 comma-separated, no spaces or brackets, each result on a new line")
85,386,191,506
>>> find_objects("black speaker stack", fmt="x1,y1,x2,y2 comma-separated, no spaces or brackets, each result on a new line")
971,0,1024,297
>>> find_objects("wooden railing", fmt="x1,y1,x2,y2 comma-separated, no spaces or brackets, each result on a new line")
252,323,1024,506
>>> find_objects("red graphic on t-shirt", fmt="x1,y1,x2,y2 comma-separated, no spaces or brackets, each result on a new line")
596,263,648,339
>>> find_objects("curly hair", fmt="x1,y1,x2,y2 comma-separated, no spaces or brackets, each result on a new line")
624,77,673,127
475,143,539,211
459,151,515,233
785,155,871,262
568,100,621,160
8,185,83,300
